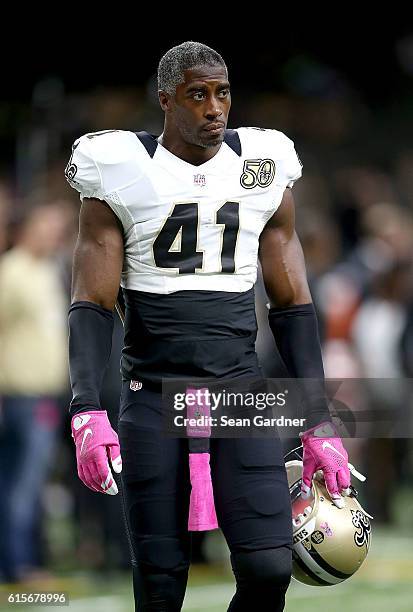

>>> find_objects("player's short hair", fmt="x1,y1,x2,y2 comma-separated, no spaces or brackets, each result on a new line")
158,41,227,95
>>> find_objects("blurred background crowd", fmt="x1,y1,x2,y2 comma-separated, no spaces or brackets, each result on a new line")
0,27,412,592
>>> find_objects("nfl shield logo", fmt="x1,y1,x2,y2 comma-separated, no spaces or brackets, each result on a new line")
130,380,143,391
193,174,206,187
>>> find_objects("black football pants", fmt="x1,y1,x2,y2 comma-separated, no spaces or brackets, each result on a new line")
117,383,293,611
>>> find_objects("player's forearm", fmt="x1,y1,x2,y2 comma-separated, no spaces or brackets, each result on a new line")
71,238,122,311
268,302,331,428
68,301,114,416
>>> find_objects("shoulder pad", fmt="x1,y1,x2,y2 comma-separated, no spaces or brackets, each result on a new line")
65,130,145,198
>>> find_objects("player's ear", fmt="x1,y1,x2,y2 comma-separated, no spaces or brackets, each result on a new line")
158,90,173,112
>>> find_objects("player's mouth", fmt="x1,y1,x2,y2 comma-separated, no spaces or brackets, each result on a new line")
202,122,225,136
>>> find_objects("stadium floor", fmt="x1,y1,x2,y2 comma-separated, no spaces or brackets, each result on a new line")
1,527,412,611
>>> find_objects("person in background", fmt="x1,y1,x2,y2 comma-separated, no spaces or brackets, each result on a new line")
0,203,69,583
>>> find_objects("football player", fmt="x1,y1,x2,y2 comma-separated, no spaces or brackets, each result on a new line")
66,41,351,611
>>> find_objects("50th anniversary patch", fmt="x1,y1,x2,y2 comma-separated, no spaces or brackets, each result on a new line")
240,158,276,189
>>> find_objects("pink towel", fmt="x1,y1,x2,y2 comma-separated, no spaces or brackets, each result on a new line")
186,387,218,531
188,453,218,531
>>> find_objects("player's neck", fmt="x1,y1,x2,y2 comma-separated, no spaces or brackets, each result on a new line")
158,131,221,166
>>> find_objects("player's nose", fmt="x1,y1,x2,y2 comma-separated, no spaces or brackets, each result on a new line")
204,98,223,119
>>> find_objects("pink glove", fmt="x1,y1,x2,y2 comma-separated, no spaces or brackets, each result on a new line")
300,421,351,508
71,411,122,495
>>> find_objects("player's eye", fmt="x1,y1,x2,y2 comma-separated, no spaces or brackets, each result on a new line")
193,92,206,101
218,89,230,98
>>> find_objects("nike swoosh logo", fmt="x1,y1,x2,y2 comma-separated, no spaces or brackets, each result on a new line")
73,414,91,431
322,441,346,460
80,428,92,454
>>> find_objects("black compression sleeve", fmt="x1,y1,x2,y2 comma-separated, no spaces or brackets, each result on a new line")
268,302,331,428
68,301,114,416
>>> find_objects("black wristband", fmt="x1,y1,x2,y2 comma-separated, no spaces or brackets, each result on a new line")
268,302,331,428
68,301,114,416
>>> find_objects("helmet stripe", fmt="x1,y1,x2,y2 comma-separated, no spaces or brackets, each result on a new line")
309,546,353,580
293,544,343,585
292,550,332,586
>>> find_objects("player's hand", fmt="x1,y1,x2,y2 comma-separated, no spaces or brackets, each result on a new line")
71,410,122,495
299,421,351,509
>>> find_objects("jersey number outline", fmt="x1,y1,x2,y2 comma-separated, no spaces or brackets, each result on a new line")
153,201,240,274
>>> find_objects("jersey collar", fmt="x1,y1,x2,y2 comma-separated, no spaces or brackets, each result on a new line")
135,130,242,165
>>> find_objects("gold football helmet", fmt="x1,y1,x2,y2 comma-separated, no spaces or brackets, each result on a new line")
285,447,372,586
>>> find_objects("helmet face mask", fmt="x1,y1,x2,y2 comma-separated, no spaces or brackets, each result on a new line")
285,448,372,587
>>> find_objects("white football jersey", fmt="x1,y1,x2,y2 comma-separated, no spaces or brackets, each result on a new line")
65,127,302,294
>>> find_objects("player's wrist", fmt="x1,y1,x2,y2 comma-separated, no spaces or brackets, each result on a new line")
71,409,107,417
300,420,339,440
300,406,332,431
70,410,107,425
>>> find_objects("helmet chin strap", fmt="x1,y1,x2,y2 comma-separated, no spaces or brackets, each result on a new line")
348,463,366,482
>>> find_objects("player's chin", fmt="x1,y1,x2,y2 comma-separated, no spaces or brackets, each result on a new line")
200,131,225,148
